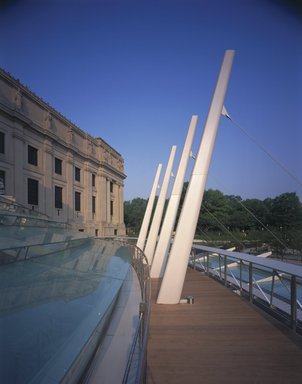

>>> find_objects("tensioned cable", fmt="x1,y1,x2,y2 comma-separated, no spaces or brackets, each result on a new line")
224,114,302,189
202,190,288,250
209,171,289,250
195,226,211,242
198,204,246,249
196,225,226,245
229,194,288,250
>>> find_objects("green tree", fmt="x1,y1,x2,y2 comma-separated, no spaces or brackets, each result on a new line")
124,198,147,235
243,198,269,230
268,192,302,230
198,189,229,232
223,195,248,231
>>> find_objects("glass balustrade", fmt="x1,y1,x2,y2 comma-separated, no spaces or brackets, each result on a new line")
0,196,150,383
0,238,134,383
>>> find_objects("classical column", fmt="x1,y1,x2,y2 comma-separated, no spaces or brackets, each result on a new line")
12,127,25,204
98,172,107,236
83,162,91,222
151,115,198,278
43,139,53,218
66,151,74,222
136,163,162,251
113,182,118,225
118,184,123,225
157,50,235,304
144,145,177,265
95,170,102,223
111,182,116,225
106,178,111,223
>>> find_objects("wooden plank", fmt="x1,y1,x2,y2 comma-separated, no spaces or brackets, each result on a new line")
147,268,302,383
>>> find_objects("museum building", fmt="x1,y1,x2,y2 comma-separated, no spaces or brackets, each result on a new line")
0,68,126,237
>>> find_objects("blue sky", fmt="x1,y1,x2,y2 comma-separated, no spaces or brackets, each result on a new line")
1,0,301,201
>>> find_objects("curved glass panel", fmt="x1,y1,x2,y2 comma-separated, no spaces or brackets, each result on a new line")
0,238,132,383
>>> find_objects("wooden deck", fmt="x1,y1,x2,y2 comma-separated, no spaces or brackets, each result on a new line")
147,268,302,383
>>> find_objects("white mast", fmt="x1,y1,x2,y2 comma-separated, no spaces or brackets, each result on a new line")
157,50,235,304
144,145,177,264
151,115,198,278
136,163,162,251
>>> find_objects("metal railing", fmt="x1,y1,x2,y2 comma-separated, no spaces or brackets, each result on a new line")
0,195,49,219
0,212,69,229
190,244,302,333
122,244,151,384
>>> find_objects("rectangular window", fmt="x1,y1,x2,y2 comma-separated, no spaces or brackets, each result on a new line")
28,145,38,166
92,196,96,213
110,181,113,193
75,166,80,182
0,170,5,194
75,191,81,211
55,186,63,209
110,200,114,217
55,158,62,175
0,132,4,154
92,174,96,187
28,178,38,205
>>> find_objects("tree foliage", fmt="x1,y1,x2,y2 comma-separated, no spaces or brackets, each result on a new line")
124,189,302,251
124,198,148,235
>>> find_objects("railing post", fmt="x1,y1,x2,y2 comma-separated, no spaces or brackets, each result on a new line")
24,246,29,260
206,252,209,274
270,271,276,308
239,260,243,294
249,262,253,303
291,275,297,332
193,249,196,270
218,254,222,280
224,255,227,286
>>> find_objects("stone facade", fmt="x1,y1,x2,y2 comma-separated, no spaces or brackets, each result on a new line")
0,69,126,236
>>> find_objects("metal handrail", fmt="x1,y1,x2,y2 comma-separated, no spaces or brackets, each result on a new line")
0,212,69,229
121,243,151,384
190,244,302,333
0,195,49,219
193,245,302,278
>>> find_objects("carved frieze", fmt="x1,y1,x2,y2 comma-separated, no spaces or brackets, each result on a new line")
13,88,22,110
67,127,73,144
44,110,52,130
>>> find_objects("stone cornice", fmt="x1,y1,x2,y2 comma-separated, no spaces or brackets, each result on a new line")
101,161,126,180
96,137,122,157
0,68,123,158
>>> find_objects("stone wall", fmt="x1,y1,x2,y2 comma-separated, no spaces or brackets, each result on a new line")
0,68,126,236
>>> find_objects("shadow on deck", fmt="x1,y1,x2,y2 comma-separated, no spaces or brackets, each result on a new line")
147,268,302,384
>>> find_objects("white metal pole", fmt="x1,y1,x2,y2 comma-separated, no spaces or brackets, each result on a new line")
157,50,235,304
151,116,198,278
136,163,162,251
144,145,177,265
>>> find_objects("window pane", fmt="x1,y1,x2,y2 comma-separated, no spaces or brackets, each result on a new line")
92,196,96,213
0,170,5,194
0,132,4,154
92,174,95,187
110,200,113,217
75,191,81,211
55,186,63,209
110,181,113,193
28,178,38,205
75,167,80,182
28,145,38,166
55,158,62,175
